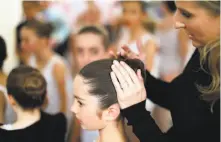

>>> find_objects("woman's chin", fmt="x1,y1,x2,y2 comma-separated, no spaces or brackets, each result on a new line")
191,39,205,48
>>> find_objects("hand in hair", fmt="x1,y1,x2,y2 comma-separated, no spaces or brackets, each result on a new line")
109,40,147,64
110,60,146,109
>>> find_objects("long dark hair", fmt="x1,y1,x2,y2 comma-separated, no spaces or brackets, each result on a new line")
7,66,47,109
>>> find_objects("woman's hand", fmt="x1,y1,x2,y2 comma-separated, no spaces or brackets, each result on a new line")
109,40,147,64
110,60,146,109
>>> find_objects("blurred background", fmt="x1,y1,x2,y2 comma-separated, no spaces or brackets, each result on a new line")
0,0,196,142
0,0,195,75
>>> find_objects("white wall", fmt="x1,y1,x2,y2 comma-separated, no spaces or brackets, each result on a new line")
0,0,22,74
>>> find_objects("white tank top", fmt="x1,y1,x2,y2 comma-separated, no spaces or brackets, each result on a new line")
0,85,16,124
28,55,73,117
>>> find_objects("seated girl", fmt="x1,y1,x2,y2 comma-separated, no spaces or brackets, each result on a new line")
71,57,146,142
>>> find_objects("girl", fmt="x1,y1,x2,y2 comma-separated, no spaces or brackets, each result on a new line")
0,66,66,142
71,58,146,142
20,19,73,128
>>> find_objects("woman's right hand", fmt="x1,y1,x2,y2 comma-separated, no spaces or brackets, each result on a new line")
110,40,146,63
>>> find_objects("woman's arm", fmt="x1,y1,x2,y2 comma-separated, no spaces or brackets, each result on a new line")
122,101,169,142
53,63,67,114
144,71,172,109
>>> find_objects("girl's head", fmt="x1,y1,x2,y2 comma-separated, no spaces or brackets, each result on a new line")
71,58,145,130
121,1,147,29
0,36,7,71
6,66,47,111
174,1,220,48
20,19,53,54
74,25,110,71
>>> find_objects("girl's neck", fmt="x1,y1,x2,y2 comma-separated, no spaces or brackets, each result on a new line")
98,121,126,142
5,108,40,130
35,48,53,69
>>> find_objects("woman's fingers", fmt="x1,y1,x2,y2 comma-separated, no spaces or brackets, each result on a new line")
110,72,123,95
121,45,131,53
113,60,134,86
111,63,129,90
121,46,139,59
120,61,141,86
137,69,144,84
109,50,116,58
112,60,134,87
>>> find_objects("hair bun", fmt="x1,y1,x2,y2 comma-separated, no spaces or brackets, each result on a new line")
118,57,146,82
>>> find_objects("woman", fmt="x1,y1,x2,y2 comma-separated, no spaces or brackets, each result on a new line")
71,58,146,142
0,36,16,124
0,66,66,142
16,1,42,65
20,19,73,126
110,1,220,142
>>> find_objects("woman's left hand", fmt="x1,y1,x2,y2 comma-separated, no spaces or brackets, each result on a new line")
110,60,146,109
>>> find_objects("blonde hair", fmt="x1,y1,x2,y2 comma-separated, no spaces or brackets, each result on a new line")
197,1,220,16
196,1,220,100
198,39,220,96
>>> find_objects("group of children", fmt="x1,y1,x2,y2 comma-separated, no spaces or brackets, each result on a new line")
0,1,193,142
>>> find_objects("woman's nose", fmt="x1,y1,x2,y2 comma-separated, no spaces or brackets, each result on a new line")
174,21,186,29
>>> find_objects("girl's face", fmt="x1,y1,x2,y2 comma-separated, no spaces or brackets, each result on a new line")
20,27,48,54
122,2,145,28
74,33,107,70
71,75,106,130
174,1,220,47
20,27,39,53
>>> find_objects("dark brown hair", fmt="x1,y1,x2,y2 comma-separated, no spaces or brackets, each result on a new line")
76,25,110,50
23,19,54,38
79,58,146,110
7,66,47,109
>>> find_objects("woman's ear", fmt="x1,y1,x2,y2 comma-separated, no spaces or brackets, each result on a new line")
102,103,121,121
